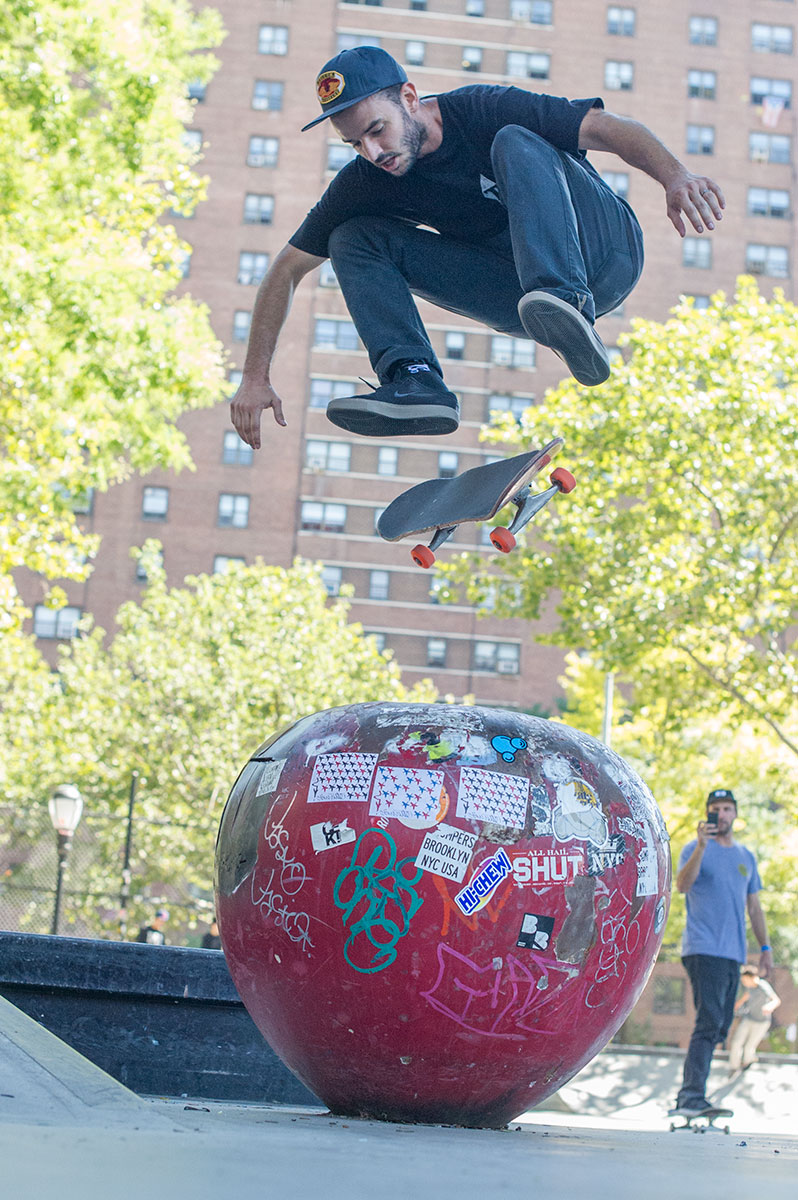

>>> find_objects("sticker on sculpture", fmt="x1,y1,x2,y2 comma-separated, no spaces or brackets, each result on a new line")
456,768,529,829
586,833,627,876
310,818,357,853
511,848,584,886
516,912,556,951
414,823,478,883
307,753,377,804
654,896,667,933
369,765,444,826
455,848,513,916
255,759,285,797
491,735,527,763
543,756,609,847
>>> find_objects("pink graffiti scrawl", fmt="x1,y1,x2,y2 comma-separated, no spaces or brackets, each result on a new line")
369,765,443,821
456,768,529,828
307,753,377,804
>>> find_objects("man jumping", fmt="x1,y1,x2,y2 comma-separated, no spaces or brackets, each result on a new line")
231,46,724,448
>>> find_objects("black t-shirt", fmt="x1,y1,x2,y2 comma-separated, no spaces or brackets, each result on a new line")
289,85,603,258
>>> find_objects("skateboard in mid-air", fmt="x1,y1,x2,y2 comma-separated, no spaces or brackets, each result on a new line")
668,1106,734,1134
376,437,575,568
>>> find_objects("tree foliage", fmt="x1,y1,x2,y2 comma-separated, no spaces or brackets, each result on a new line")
0,0,227,627
0,553,437,933
441,279,798,756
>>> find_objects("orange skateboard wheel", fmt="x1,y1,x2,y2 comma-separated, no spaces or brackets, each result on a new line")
411,544,436,569
550,467,576,494
489,527,516,553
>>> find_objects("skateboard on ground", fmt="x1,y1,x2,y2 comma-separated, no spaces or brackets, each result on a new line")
376,437,575,568
669,1106,733,1134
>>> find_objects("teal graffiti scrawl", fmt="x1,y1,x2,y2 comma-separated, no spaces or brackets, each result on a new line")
333,829,424,974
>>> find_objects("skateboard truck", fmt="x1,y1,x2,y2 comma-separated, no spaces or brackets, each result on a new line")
411,466,576,568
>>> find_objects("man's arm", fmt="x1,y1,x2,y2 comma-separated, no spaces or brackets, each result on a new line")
578,108,725,238
230,243,326,449
746,893,774,978
675,822,713,892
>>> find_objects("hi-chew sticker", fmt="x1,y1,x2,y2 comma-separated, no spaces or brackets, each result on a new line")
256,759,285,797
456,768,529,828
307,753,377,804
414,823,477,883
455,848,512,915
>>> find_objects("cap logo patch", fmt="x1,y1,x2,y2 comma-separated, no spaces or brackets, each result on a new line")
317,70,345,105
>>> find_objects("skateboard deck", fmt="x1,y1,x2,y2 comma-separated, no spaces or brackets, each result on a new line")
377,438,571,567
669,1106,733,1134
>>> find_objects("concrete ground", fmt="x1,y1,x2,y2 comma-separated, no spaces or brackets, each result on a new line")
2,995,796,1200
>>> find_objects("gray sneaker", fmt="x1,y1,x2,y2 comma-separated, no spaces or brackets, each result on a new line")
326,364,460,438
518,291,611,386
668,1102,711,1118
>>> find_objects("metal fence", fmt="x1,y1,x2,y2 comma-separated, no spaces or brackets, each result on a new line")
0,804,218,945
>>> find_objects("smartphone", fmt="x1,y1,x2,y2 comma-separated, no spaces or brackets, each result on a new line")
706,811,719,833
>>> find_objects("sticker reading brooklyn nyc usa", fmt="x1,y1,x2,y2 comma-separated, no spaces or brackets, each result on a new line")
414,823,478,883
256,759,285,797
307,753,377,804
455,848,512,916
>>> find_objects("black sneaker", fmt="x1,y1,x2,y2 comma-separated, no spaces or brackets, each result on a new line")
667,1102,711,1118
518,290,611,387
326,363,460,437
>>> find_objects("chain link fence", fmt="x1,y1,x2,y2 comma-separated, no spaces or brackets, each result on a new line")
0,804,218,945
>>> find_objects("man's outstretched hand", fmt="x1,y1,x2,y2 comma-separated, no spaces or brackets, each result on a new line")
666,170,725,237
230,379,287,450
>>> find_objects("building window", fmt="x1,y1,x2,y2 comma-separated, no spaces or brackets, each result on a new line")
466,0,485,13
377,446,399,475
213,555,245,574
238,252,269,286
405,40,425,66
247,135,279,167
314,318,360,351
258,25,288,55
600,170,629,198
686,124,715,155
327,142,356,171
319,261,338,288
749,131,790,163
187,80,206,102
429,577,445,604
745,243,789,277
427,637,447,667
445,331,466,359
222,431,254,466
142,486,169,520
488,394,533,421
688,16,718,46
233,310,252,342
369,570,390,600
183,128,202,153
309,378,354,408
462,46,482,72
228,369,243,390
321,565,343,597
607,6,635,36
605,60,634,90
300,501,347,532
688,69,716,99
218,493,250,528
438,451,459,478
252,80,284,111
652,977,686,1015
367,630,387,651
752,23,794,55
33,605,82,639
473,641,520,673
747,187,790,218
305,440,351,471
690,295,711,311
750,77,792,108
507,51,550,79
511,0,553,21
135,548,164,583
491,335,535,367
682,236,712,268
243,193,274,224
337,34,382,51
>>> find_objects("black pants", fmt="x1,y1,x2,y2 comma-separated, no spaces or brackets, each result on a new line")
327,125,644,382
677,954,740,1107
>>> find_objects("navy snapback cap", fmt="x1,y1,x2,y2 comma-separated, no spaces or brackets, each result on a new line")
707,788,736,806
301,46,408,131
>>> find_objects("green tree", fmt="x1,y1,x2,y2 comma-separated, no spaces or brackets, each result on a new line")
0,553,437,934
0,0,227,628
441,278,798,757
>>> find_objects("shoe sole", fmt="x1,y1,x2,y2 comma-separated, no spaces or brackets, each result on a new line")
518,292,611,386
326,396,460,438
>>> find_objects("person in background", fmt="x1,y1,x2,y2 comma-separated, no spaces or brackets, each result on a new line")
728,964,780,1074
201,917,222,950
136,908,169,946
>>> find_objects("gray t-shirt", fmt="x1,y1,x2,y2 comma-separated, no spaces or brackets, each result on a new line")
739,978,778,1021
679,839,762,963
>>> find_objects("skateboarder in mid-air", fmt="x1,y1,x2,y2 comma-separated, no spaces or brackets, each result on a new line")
231,46,725,450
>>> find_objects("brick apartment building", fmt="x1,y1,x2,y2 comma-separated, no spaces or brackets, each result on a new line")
24,0,798,711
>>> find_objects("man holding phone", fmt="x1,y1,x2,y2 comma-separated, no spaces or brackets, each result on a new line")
670,788,773,1117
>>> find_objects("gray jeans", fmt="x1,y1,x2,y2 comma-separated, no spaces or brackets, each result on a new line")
327,124,644,381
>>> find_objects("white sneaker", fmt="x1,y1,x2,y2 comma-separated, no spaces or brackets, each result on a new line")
518,291,611,386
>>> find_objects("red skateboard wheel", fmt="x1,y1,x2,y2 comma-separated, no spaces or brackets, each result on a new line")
411,544,436,569
551,467,576,494
489,526,516,553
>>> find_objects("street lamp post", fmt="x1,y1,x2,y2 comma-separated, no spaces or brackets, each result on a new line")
48,783,83,936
